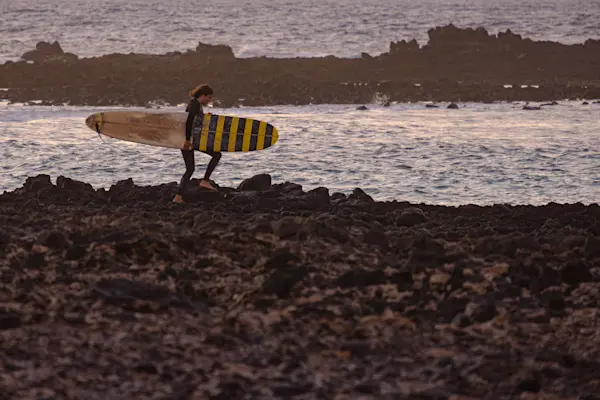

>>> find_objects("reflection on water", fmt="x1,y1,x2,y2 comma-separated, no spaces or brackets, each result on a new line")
1,101,599,206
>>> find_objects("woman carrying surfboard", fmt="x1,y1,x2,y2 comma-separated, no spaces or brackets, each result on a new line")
173,84,220,203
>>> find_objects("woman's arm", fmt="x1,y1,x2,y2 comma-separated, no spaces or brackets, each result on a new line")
185,100,200,141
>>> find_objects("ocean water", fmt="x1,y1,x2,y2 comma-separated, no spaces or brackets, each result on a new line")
1,0,600,63
1,101,599,206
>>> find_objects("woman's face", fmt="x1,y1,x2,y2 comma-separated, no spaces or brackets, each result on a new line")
198,94,213,106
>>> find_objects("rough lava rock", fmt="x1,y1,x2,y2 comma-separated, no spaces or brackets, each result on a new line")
0,174,599,398
237,174,272,192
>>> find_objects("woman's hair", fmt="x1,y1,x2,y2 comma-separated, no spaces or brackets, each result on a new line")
189,84,214,98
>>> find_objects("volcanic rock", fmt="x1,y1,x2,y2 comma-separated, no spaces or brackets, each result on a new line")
0,174,598,398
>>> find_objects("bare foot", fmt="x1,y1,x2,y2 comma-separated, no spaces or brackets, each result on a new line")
199,179,217,191
172,194,184,203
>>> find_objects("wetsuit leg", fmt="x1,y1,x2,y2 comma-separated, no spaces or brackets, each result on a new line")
202,151,222,181
177,149,195,195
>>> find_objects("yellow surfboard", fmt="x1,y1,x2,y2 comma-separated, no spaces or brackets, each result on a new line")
85,111,279,152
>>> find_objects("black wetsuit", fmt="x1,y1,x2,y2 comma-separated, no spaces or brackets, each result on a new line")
176,98,221,195
185,97,202,141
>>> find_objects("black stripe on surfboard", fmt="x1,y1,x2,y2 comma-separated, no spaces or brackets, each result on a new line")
221,132,230,151
208,114,219,131
219,116,233,151
205,132,215,152
235,118,246,151
249,120,260,151
264,124,273,148
237,118,246,134
222,117,233,133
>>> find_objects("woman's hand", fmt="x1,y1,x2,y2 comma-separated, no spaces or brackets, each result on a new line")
183,140,192,150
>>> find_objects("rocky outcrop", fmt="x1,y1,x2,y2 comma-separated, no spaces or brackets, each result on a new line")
194,42,235,59
1,174,599,398
20,41,78,64
388,38,420,54
1,24,600,106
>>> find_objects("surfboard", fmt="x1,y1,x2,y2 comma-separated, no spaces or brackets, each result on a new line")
84,111,279,152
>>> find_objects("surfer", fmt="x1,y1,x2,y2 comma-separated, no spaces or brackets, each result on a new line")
173,84,221,203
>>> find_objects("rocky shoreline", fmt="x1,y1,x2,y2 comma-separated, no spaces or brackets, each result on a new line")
1,174,599,398
1,24,600,107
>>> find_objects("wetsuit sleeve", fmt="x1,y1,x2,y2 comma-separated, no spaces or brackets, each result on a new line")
185,100,201,141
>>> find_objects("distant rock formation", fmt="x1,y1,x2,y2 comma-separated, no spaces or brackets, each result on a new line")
21,41,78,63
2,25,600,106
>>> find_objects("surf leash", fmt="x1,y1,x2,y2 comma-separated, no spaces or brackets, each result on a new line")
94,122,106,143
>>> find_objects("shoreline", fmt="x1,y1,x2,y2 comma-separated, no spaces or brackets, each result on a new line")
1,173,600,398
3,173,600,205
2,173,599,209
6,172,600,203
2,24,600,107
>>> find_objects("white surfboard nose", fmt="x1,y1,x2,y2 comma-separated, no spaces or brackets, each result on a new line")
85,113,103,132
85,114,95,129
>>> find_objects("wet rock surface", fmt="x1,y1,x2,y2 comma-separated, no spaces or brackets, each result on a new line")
1,174,600,398
2,25,600,106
